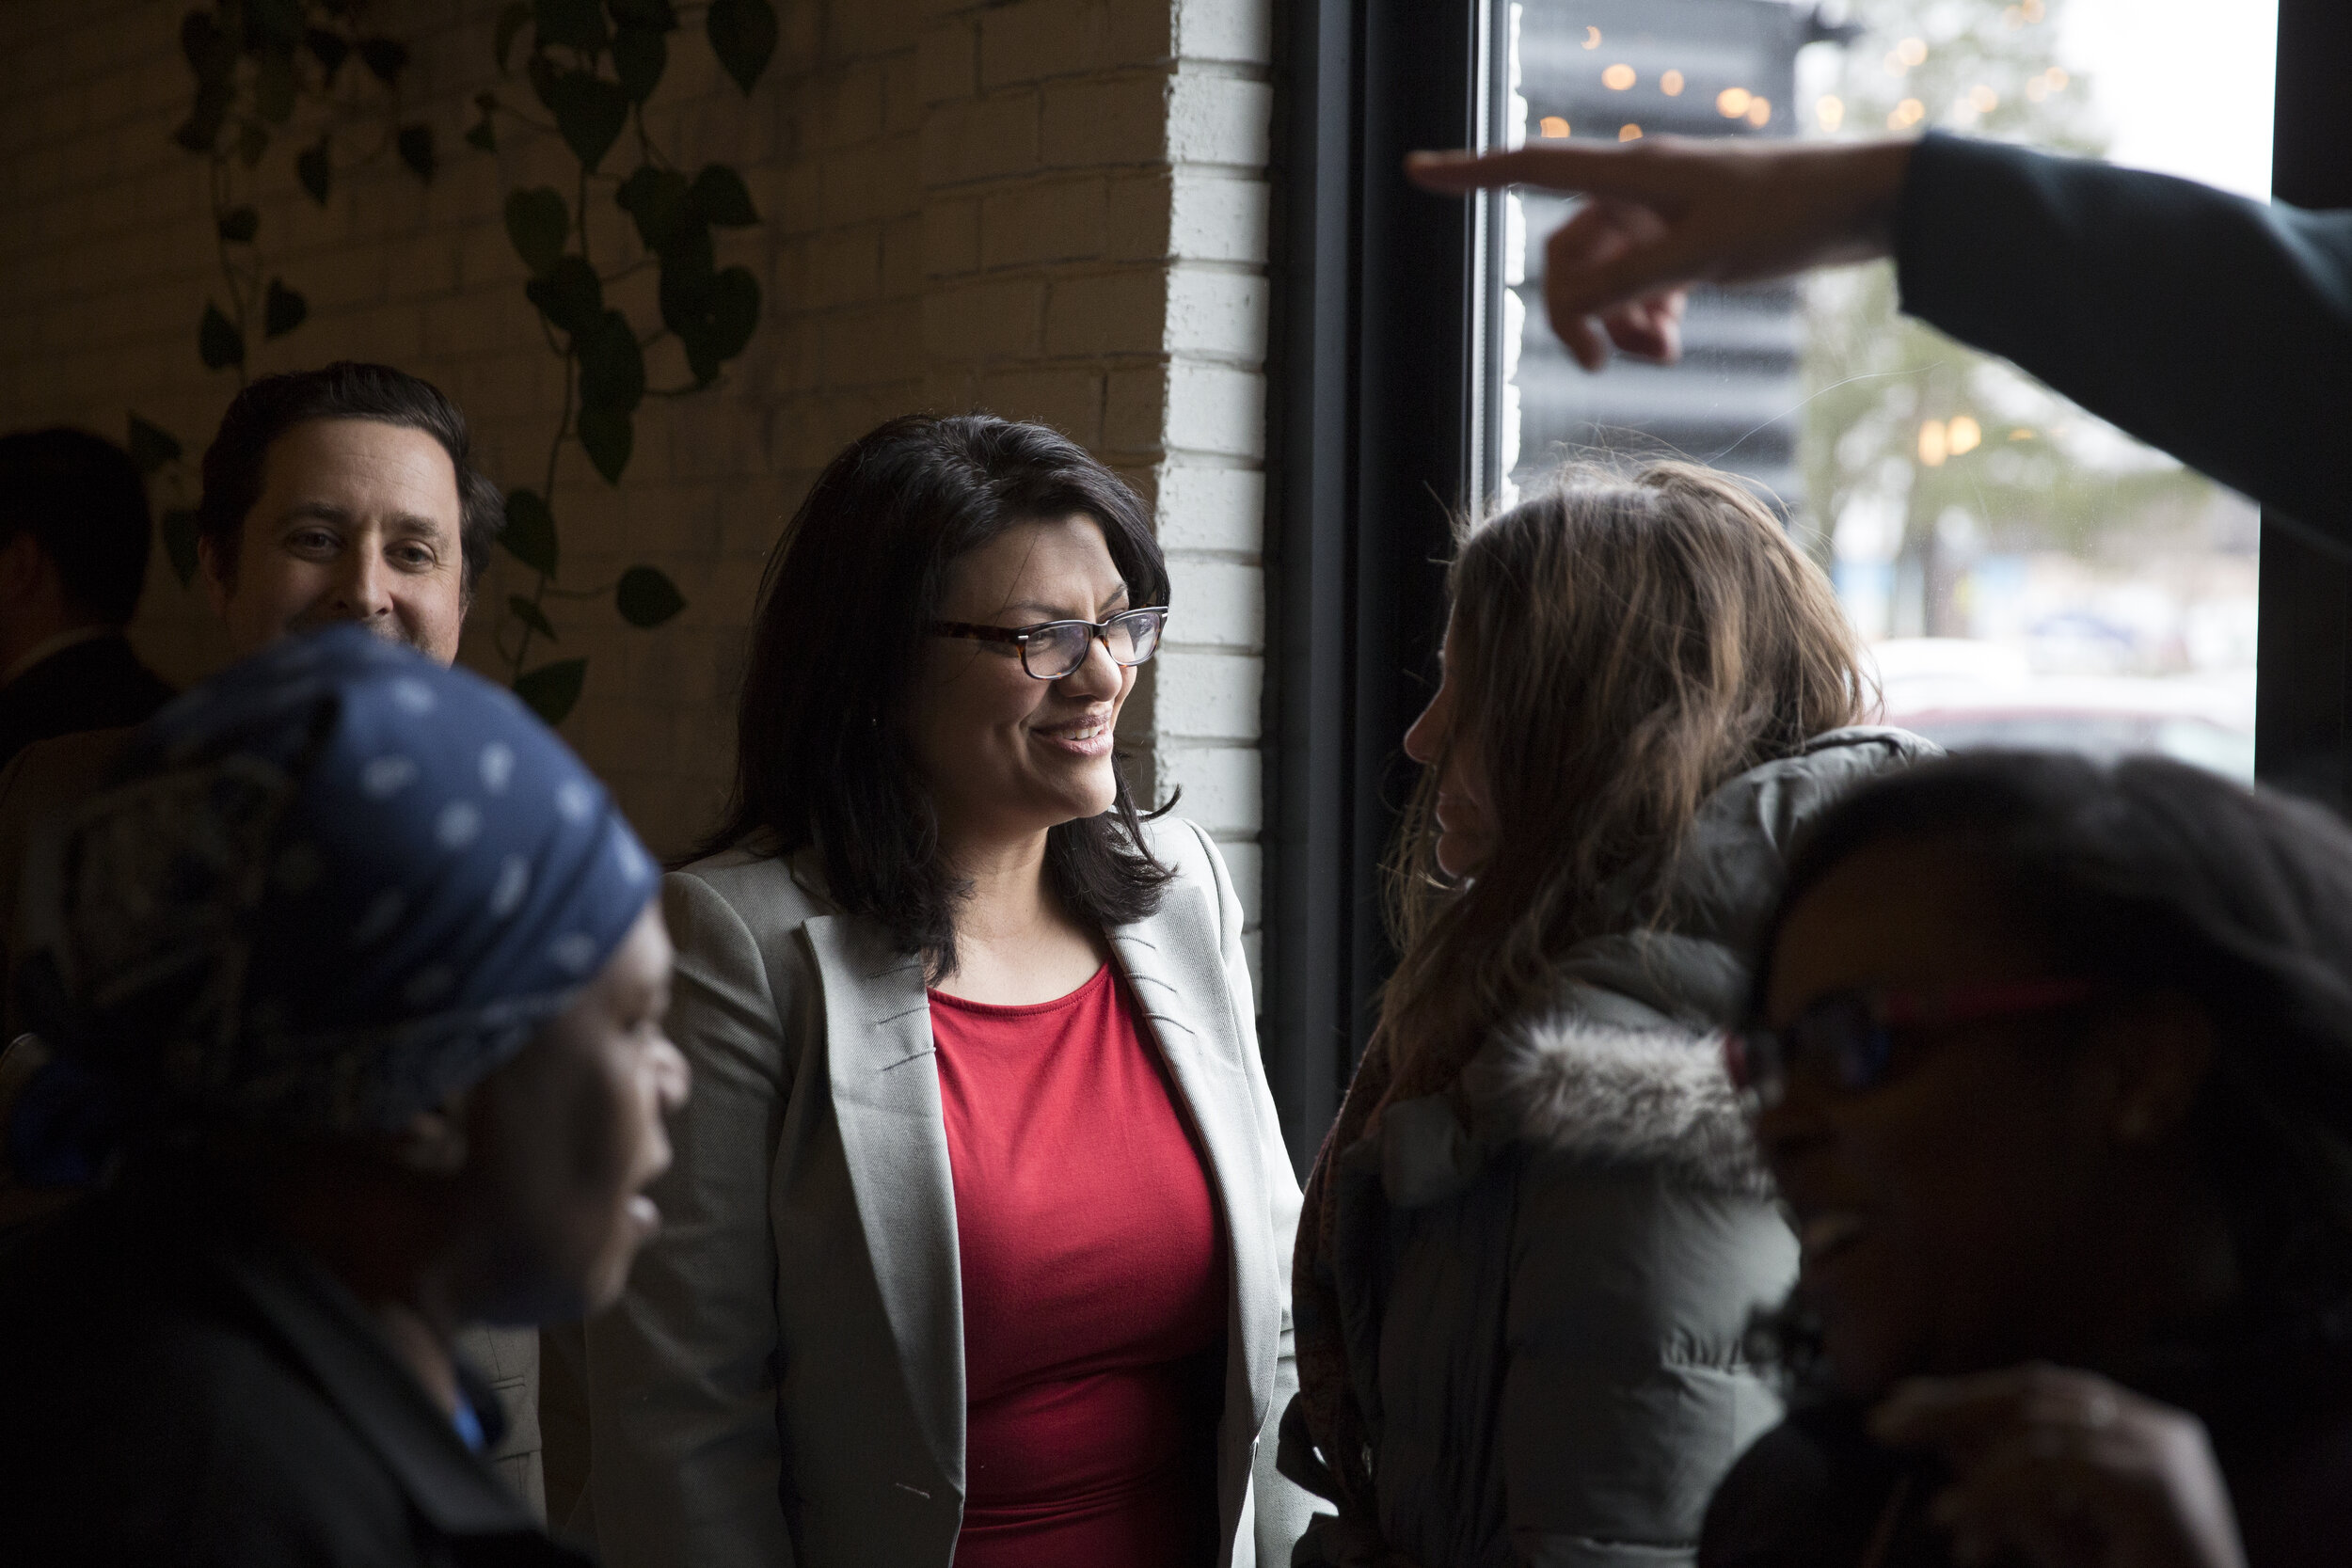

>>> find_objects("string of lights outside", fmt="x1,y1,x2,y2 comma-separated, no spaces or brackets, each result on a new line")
1493,0,2271,779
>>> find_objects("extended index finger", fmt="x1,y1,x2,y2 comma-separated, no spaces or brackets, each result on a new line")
1406,144,1694,200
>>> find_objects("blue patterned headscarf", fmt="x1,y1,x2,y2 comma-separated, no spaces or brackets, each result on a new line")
14,624,657,1145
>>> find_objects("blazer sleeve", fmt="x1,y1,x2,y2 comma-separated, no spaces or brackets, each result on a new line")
582,870,798,1568
1896,132,2352,542
1183,822,1327,1565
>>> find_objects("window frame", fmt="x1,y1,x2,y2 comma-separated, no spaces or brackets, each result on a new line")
2252,0,2352,804
1263,0,1493,1174
1263,0,2344,1169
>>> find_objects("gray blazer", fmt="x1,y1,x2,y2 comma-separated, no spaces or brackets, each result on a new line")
579,818,1317,1568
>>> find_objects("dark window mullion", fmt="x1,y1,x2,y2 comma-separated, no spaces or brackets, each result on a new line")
2253,0,2352,806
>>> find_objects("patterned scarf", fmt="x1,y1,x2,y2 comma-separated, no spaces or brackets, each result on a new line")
13,624,656,1161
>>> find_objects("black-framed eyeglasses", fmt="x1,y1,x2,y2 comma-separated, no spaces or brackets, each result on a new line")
929,607,1168,680
1724,976,2104,1110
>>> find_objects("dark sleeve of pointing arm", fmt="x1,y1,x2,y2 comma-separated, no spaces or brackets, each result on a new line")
1895,132,2352,547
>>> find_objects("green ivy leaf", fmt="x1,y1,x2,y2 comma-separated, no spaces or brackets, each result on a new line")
305,27,349,82
524,255,603,336
707,267,761,372
507,594,558,641
249,0,305,47
358,38,409,86
616,166,691,251
657,223,715,335
464,118,496,152
181,12,235,85
125,414,183,475
501,488,560,577
397,123,436,182
615,565,686,627
707,0,777,95
199,303,244,370
217,205,260,244
262,277,308,339
680,268,760,383
690,164,758,227
295,137,331,205
578,310,646,413
494,1,532,72
612,24,667,103
548,71,629,172
515,658,587,725
160,508,202,588
237,120,270,168
173,87,231,152
577,406,633,484
504,186,569,276
608,0,679,28
254,47,297,124
534,0,608,53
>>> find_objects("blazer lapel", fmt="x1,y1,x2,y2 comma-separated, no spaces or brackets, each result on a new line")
800,910,966,1496
1108,889,1277,1424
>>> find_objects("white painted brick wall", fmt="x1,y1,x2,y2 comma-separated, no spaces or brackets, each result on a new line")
921,0,1274,982
0,0,1275,979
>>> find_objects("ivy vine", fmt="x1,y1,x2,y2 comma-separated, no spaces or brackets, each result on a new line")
468,0,776,723
127,0,774,730
133,0,433,587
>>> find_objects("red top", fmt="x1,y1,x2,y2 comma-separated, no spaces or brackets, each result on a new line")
929,963,1230,1568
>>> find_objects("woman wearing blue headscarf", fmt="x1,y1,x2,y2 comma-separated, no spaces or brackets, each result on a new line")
0,624,689,1567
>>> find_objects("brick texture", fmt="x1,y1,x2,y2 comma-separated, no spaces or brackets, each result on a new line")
0,0,1273,958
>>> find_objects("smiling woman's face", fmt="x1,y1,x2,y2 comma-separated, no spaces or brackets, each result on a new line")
908,514,1138,850
1756,839,2120,1396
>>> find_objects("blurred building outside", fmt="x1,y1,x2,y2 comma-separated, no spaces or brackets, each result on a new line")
1497,0,2269,779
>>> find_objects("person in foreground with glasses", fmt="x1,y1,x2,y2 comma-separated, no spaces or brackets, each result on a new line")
0,625,686,1565
574,414,1315,1568
1703,751,2352,1568
1280,460,1933,1568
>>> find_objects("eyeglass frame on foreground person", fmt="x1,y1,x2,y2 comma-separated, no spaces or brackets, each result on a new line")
1699,749,2352,1568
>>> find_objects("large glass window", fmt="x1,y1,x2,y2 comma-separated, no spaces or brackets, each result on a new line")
1488,0,2277,778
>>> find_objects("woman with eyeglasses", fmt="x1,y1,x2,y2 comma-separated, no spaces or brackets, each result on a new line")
573,415,1314,1568
1702,751,2352,1568
1281,461,1932,1568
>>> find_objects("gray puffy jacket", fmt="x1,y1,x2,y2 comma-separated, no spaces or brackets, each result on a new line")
1291,728,1933,1568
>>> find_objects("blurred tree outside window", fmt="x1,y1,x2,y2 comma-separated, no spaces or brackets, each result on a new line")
1494,0,2276,779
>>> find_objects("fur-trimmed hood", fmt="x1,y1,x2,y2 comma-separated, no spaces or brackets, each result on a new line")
1374,1008,1772,1209
1464,1010,1772,1196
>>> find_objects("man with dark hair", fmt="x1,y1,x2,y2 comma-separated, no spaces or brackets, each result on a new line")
193,359,504,661
0,429,175,768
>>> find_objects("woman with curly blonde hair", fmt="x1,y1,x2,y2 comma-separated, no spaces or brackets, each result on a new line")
1281,461,1932,1568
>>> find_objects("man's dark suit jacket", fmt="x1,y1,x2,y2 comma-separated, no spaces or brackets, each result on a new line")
1895,135,2352,546
0,630,173,770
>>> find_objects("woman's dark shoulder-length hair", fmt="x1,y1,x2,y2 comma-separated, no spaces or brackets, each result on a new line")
1756,750,2352,1367
699,413,1174,975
